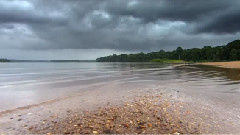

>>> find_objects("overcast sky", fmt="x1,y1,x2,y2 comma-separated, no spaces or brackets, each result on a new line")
0,0,240,60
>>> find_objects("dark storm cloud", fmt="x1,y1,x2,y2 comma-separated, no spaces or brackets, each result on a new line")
104,0,231,22
103,0,240,34
0,0,67,25
0,0,240,52
196,9,240,34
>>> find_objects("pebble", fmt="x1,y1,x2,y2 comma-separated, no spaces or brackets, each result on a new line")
93,131,98,134
28,95,202,134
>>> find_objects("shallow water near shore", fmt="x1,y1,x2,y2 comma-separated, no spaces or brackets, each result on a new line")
1,62,240,134
0,62,240,112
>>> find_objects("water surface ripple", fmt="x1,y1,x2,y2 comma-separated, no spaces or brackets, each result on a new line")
0,62,239,111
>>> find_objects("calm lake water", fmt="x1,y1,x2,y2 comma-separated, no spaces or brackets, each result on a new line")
0,62,240,112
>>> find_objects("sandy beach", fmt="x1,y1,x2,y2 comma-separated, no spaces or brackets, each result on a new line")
200,61,240,69
1,81,240,134
1,63,240,134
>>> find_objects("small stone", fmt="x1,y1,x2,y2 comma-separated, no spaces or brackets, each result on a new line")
123,123,129,128
103,129,111,134
93,131,98,134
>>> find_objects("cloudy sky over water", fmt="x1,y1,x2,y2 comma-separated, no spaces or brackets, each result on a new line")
0,0,240,60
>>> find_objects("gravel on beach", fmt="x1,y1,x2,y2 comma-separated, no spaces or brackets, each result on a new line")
28,95,200,134
2,88,238,134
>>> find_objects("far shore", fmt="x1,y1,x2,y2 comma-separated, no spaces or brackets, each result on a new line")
200,61,240,69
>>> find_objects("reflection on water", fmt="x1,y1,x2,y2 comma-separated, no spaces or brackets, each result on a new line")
178,64,240,81
0,62,240,111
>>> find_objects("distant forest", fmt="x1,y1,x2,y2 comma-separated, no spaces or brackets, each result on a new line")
96,40,240,62
0,58,10,62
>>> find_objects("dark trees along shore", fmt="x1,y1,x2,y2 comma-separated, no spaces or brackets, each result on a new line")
96,40,240,62
0,59,10,62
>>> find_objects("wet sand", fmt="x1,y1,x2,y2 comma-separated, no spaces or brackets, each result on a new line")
200,61,240,69
1,82,240,134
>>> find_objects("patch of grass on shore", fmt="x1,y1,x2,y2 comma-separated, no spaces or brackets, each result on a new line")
151,59,186,63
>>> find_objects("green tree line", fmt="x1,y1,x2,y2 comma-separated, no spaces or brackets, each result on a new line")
0,58,10,62
96,40,240,62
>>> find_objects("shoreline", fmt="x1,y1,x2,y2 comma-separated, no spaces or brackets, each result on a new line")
199,61,240,69
1,82,240,134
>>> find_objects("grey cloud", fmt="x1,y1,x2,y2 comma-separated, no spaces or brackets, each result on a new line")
0,23,14,29
196,9,240,34
104,0,234,22
0,0,67,25
0,0,240,55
